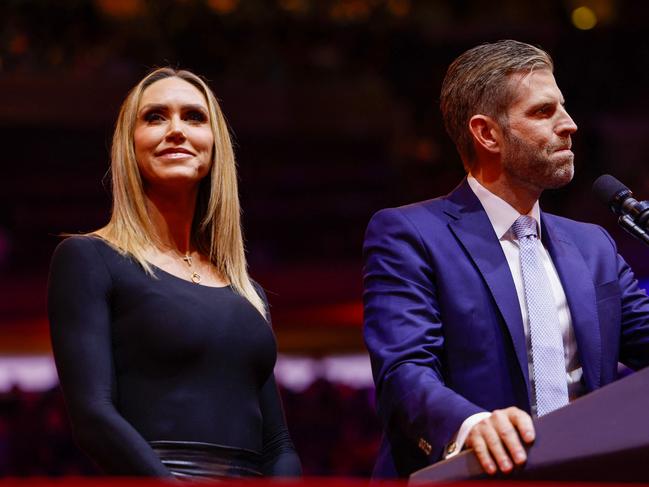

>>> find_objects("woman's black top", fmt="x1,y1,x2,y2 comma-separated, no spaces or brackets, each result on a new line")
48,236,301,477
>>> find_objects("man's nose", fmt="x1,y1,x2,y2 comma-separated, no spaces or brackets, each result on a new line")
557,106,578,136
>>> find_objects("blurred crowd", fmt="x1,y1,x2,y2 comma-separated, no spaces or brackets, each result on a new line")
3,1,649,273
0,381,380,476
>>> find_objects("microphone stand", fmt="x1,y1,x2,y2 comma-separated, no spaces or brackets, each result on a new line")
618,214,649,246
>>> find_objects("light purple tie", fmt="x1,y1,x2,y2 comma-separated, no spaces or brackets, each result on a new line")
512,215,569,417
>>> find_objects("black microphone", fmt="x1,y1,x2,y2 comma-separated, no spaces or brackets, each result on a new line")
592,174,649,245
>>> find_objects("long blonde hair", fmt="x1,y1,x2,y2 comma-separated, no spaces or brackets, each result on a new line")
94,67,266,318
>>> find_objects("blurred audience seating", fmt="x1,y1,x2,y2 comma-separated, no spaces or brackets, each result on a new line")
0,377,381,477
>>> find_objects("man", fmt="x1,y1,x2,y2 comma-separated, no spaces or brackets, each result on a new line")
363,39,649,478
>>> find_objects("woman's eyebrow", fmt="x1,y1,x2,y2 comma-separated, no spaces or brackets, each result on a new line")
181,104,209,113
138,103,167,114
139,103,208,113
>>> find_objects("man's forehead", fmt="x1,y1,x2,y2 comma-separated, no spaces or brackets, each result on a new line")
506,68,563,105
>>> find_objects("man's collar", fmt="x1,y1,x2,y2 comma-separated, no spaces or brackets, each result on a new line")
467,175,541,239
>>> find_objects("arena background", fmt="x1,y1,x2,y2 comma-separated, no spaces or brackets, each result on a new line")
1,0,649,476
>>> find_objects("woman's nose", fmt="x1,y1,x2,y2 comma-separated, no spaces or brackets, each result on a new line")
166,116,186,142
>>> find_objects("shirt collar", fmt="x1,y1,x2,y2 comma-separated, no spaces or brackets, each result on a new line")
466,175,542,240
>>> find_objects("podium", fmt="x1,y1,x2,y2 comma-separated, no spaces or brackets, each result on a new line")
410,367,649,482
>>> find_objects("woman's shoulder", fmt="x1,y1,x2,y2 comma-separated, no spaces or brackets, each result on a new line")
49,236,124,292
53,234,113,257
51,235,124,270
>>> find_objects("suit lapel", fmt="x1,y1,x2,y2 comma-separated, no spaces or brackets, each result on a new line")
542,215,602,390
444,180,531,394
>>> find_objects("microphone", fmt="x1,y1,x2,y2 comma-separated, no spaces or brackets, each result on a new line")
592,174,649,245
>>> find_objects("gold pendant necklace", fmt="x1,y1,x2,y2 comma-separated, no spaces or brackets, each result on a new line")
182,254,201,284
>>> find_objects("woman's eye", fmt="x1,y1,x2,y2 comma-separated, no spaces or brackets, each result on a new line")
144,111,165,123
186,110,207,123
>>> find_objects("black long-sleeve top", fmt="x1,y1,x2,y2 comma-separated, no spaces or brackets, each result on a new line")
48,236,301,476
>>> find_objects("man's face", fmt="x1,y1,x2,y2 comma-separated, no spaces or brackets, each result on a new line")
500,69,578,192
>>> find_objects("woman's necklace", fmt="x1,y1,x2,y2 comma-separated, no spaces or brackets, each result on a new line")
181,254,202,284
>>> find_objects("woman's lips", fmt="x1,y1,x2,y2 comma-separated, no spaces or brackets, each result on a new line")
155,148,195,159
158,151,193,159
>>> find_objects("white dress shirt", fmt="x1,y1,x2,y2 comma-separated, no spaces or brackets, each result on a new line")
445,176,584,458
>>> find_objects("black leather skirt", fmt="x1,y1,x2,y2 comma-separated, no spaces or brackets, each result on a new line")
150,440,263,480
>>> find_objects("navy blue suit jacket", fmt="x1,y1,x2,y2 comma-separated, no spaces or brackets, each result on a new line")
363,179,649,478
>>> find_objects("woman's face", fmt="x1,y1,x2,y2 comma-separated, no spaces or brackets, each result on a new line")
133,77,214,190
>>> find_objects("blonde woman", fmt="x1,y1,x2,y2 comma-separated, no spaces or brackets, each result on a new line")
48,68,301,479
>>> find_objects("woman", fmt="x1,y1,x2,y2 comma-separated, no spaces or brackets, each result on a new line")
48,68,302,478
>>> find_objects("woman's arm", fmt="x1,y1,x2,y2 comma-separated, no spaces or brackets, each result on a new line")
259,373,302,476
251,282,301,476
48,237,171,476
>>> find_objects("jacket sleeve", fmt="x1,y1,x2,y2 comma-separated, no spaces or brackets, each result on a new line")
48,237,171,476
599,228,649,370
363,208,485,465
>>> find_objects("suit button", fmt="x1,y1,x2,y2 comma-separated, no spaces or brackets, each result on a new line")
418,438,432,455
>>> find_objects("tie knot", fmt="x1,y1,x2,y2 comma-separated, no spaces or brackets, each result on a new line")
512,215,538,240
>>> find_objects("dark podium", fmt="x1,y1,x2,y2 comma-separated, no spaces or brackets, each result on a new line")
410,367,649,482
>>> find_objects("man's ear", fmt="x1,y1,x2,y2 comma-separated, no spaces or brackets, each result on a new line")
468,115,502,154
